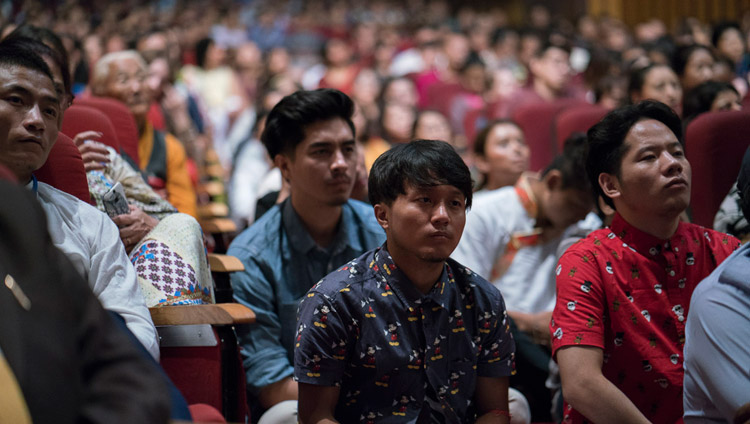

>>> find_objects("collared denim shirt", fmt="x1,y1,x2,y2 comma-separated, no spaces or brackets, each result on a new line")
228,198,385,394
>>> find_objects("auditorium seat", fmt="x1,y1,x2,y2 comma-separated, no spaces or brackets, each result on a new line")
61,105,123,154
684,110,750,227
35,133,92,204
512,99,587,171
553,104,608,150
74,96,141,165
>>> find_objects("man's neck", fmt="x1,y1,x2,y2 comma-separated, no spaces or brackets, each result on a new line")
386,242,444,294
616,208,682,240
532,79,559,102
290,195,344,248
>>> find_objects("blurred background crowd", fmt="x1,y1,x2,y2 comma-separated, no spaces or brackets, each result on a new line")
6,0,750,231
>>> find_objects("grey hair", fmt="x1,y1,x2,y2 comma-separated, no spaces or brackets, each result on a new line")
90,50,147,95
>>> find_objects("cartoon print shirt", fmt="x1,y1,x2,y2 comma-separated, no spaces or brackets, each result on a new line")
294,244,515,423
550,213,739,424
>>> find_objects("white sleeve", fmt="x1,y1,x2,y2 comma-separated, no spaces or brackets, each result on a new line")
452,195,510,279
87,213,160,359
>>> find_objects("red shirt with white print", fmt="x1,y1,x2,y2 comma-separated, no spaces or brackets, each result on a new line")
550,213,739,424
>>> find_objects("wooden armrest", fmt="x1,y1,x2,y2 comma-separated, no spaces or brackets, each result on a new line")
150,304,255,326
208,253,244,272
198,203,229,219
200,217,237,234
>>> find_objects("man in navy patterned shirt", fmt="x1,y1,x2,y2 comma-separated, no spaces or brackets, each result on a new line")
294,140,520,423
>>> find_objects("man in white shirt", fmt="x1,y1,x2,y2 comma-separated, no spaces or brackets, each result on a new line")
0,41,158,358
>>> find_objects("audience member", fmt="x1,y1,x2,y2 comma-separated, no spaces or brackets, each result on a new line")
684,146,750,423
0,42,159,358
673,44,716,92
295,139,526,424
91,50,199,218
472,120,530,191
628,63,683,114
683,80,742,123
227,88,385,422
551,100,740,423
0,178,171,424
453,135,596,421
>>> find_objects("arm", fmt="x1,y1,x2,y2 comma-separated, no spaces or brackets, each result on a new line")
507,310,552,346
112,205,159,252
87,210,159,359
163,133,198,218
259,377,298,410
475,376,510,424
228,242,297,401
557,346,651,424
298,382,340,424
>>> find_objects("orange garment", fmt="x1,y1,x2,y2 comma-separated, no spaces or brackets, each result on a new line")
138,122,198,218
362,137,391,172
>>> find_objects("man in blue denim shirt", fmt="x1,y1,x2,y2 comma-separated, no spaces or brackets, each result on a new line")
295,140,517,423
227,89,384,421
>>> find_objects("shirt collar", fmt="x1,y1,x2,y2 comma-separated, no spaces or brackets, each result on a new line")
371,243,456,310
609,213,688,256
282,198,359,256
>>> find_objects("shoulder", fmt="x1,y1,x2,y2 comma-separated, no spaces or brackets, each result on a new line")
447,258,503,304
681,222,740,254
37,182,109,223
228,204,283,258
305,250,375,302
162,132,188,156
344,200,382,233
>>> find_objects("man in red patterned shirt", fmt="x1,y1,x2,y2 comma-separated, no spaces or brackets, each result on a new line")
550,100,739,424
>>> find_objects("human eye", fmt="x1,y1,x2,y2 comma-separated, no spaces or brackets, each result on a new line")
44,106,59,118
6,94,23,105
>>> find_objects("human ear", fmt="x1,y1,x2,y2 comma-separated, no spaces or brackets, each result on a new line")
598,173,621,200
274,154,292,183
544,169,563,191
373,203,390,231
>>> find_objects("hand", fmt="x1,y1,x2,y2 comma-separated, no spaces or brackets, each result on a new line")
72,131,110,171
112,205,159,253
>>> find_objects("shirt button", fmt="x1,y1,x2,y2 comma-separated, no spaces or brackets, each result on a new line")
674,247,679,252
669,270,676,276
678,316,685,322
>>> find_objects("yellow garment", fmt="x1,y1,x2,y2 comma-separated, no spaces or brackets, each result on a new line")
0,356,32,424
138,122,198,218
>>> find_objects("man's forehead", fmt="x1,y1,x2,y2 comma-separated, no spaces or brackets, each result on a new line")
0,64,56,96
625,118,678,147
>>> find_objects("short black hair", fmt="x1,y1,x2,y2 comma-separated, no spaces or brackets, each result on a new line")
712,21,743,48
627,63,673,103
0,41,54,84
369,139,473,209
672,44,714,77
737,146,750,221
195,37,213,69
542,132,591,193
586,100,682,209
682,80,738,123
6,25,72,99
261,88,355,159
534,40,571,59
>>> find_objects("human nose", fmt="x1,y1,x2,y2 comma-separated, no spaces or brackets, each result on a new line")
432,202,450,226
663,151,684,175
330,148,349,173
23,104,45,133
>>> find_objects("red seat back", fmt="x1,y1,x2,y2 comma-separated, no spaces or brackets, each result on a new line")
74,96,140,165
35,133,92,204
61,105,122,153
685,110,750,227
554,104,608,150
512,99,587,171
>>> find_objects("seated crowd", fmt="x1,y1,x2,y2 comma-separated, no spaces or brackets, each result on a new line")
1,1,750,423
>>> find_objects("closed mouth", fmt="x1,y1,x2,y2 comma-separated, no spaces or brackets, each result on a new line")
665,178,688,188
